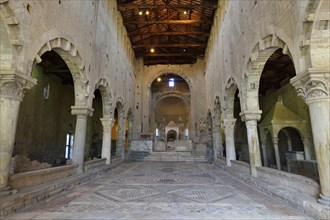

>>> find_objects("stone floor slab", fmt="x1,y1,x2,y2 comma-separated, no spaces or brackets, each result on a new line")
6,162,312,220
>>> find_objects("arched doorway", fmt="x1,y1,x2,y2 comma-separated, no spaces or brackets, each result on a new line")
233,90,248,162
14,50,75,171
86,89,103,160
257,48,314,177
278,127,304,170
151,74,191,152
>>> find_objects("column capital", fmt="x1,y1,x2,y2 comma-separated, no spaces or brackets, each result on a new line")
101,117,115,132
71,106,93,117
290,69,330,103
222,118,236,132
272,138,279,144
0,70,37,101
239,110,262,122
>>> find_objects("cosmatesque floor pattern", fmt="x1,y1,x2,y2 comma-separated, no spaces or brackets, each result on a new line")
6,162,312,220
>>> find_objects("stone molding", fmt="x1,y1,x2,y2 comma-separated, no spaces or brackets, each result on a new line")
71,106,93,117
0,71,36,101
291,70,330,103
101,117,115,132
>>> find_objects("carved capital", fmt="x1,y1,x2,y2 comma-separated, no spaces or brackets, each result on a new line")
240,110,262,122
245,119,257,129
0,71,37,101
291,69,330,103
272,138,279,144
101,117,115,132
71,106,93,117
223,119,236,133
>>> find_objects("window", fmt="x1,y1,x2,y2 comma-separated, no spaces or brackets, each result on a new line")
43,83,49,99
169,78,175,87
65,133,74,159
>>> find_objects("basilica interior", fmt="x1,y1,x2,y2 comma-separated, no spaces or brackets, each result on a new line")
0,0,329,219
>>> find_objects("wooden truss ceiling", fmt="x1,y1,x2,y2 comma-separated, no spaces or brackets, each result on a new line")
117,0,219,65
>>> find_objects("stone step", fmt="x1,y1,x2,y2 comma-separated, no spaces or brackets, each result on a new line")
144,152,208,162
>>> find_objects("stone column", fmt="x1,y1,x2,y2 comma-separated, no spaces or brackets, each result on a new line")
240,111,262,177
101,117,115,164
261,143,268,167
291,70,330,206
71,106,93,174
272,138,281,170
127,117,133,152
116,115,126,158
223,118,236,166
212,117,221,160
301,139,311,160
0,72,36,195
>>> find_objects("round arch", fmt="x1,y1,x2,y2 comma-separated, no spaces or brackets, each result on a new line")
242,34,295,110
146,71,193,91
96,78,113,117
32,37,89,106
223,77,239,118
153,92,190,110
0,1,24,72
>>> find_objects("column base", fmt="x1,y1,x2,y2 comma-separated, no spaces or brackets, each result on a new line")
0,186,12,196
318,194,330,208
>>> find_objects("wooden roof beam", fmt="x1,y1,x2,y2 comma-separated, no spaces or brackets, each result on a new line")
133,43,206,48
141,53,201,57
129,31,209,36
124,20,212,25
118,4,218,11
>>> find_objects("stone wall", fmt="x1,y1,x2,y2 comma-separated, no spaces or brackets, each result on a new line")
134,59,206,141
204,0,309,111
3,0,136,115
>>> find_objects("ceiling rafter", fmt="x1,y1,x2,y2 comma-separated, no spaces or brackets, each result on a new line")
117,0,218,65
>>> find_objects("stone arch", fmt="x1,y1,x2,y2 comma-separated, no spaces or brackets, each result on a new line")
95,78,113,117
115,97,124,112
309,0,329,70
0,0,24,72
127,107,134,120
276,126,307,141
147,70,193,92
223,77,239,118
32,37,89,106
298,0,327,71
242,34,295,111
153,92,190,110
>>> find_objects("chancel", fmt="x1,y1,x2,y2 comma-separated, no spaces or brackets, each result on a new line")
0,0,329,219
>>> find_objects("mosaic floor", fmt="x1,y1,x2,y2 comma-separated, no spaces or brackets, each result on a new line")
6,162,312,219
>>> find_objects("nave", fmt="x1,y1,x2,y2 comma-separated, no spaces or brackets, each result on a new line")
6,162,311,220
